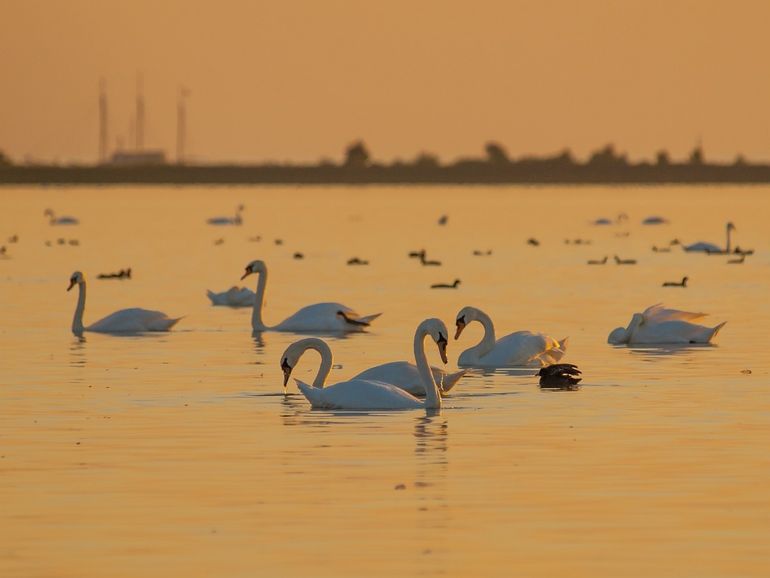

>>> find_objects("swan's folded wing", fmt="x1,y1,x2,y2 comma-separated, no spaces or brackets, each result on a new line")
643,303,708,323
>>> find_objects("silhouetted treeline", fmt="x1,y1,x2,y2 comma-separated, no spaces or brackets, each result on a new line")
3,142,770,185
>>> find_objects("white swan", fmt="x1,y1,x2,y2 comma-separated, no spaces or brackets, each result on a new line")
207,204,244,225
683,222,735,254
241,260,381,333
44,209,79,225
354,362,466,396
67,271,182,336
454,306,567,368
607,303,726,345
280,318,448,410
206,286,256,307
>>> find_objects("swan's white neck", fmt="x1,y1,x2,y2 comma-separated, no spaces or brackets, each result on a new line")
296,338,333,388
726,224,732,254
414,324,441,410
72,282,86,335
251,268,268,332
463,309,496,360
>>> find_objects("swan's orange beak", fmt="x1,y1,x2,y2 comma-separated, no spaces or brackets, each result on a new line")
240,267,252,281
67,279,76,291
454,320,465,340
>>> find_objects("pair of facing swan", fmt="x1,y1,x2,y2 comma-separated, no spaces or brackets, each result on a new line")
281,319,450,410
240,260,381,333
608,303,725,345
67,272,182,335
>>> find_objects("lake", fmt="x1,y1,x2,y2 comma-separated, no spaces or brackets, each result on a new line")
1,185,768,577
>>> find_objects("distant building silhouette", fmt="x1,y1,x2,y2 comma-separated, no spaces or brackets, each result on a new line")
689,144,704,165
588,144,628,167
656,150,670,166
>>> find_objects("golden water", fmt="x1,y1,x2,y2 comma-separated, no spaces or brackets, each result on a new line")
1,185,768,577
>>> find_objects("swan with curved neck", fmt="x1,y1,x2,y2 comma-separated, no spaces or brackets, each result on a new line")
608,304,725,345
454,306,567,368
44,208,79,225
241,260,381,334
67,271,182,336
683,222,736,254
280,319,448,410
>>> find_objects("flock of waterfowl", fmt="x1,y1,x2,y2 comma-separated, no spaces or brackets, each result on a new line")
9,204,741,411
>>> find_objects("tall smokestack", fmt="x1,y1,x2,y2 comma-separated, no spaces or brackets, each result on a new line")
99,78,108,163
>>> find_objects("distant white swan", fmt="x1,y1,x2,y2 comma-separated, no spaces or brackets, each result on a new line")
67,271,182,336
241,260,381,333
206,286,256,307
683,222,735,254
280,318,448,410
44,209,79,225
642,215,669,225
207,204,244,225
454,306,567,368
607,303,726,345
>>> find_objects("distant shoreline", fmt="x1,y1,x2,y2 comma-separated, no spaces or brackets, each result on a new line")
3,162,770,186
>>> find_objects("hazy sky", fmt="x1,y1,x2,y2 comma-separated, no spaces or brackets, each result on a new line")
2,0,769,164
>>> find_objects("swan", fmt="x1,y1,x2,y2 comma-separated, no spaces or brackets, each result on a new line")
241,260,381,333
454,306,567,368
642,216,669,225
683,222,735,254
67,271,182,336
44,209,79,225
207,204,244,225
353,360,466,396
206,286,256,307
662,276,688,288
607,303,725,345
280,318,449,410
430,279,460,289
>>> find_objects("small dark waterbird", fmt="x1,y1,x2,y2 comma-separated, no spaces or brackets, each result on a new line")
430,279,461,289
614,255,637,265
662,276,688,287
587,256,607,265
347,257,369,266
536,364,582,390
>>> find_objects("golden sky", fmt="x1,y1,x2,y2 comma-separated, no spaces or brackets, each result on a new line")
2,0,769,164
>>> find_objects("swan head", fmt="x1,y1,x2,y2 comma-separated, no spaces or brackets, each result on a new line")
280,355,293,387
241,259,266,280
454,306,479,340
422,318,449,364
727,222,736,231
607,327,628,345
67,271,84,291
279,338,329,388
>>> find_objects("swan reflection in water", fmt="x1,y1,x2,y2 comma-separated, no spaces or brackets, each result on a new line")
69,336,88,382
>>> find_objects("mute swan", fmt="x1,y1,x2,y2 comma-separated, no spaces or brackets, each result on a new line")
683,222,735,254
67,271,182,335
206,286,256,307
614,255,637,265
537,364,582,390
241,260,381,333
642,216,669,225
454,306,567,368
587,256,607,265
207,204,244,225
44,209,79,225
607,304,725,345
280,318,449,410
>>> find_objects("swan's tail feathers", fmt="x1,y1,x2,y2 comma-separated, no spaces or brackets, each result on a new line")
162,316,184,330
709,321,727,342
439,369,468,393
341,312,382,327
558,337,569,352
357,312,382,325
206,290,219,305
295,379,324,407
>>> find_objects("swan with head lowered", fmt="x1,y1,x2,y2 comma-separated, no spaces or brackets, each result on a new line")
67,271,182,336
207,204,244,225
608,303,726,345
683,222,736,254
454,306,567,368
241,260,381,333
280,318,448,410
206,286,256,307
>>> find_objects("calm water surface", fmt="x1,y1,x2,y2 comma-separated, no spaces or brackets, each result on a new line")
1,185,769,577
